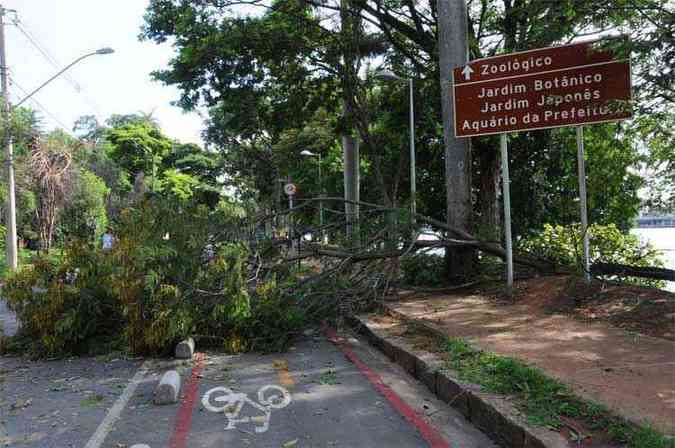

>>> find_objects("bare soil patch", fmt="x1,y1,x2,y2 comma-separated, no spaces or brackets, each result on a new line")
391,276,675,435
480,276,675,340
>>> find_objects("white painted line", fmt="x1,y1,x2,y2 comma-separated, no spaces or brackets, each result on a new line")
84,361,150,448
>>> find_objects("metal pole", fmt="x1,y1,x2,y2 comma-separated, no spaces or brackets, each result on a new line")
16,53,95,107
576,126,591,283
409,78,416,220
343,134,359,243
318,154,325,243
0,8,17,271
289,192,296,256
500,133,513,293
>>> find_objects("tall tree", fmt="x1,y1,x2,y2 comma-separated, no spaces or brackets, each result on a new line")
105,121,172,184
140,0,673,273
30,131,76,250
438,0,474,281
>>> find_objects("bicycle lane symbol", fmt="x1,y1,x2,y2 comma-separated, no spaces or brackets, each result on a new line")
201,385,292,433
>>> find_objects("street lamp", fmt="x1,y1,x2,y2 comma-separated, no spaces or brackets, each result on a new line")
300,149,325,242
374,69,416,221
16,48,115,107
1,46,114,270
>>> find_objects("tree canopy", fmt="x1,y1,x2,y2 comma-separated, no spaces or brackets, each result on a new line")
140,0,673,246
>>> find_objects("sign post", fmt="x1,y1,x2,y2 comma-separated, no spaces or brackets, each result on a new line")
500,134,514,292
285,182,297,255
576,126,591,283
452,38,632,290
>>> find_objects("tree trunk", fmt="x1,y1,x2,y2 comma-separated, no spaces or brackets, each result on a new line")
438,0,475,282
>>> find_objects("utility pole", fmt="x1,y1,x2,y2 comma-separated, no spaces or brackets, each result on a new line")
340,0,360,244
0,6,17,271
343,132,359,236
438,0,473,281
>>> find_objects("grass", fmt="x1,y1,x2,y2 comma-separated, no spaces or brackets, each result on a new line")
80,394,106,408
441,337,673,448
0,247,66,280
318,369,338,385
0,247,35,279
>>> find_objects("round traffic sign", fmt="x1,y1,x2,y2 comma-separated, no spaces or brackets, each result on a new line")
284,183,297,196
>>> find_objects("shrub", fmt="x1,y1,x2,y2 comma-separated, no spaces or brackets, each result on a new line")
4,196,303,357
519,223,665,287
60,170,110,241
238,279,304,352
4,241,120,356
401,253,445,287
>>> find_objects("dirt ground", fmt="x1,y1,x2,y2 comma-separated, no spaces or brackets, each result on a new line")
388,276,675,436
483,276,675,341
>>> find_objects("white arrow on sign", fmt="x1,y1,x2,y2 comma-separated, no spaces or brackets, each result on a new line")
462,65,474,81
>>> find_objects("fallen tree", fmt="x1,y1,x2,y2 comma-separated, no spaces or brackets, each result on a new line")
5,195,669,358
591,262,675,282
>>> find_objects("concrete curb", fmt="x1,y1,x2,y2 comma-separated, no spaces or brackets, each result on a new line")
154,370,181,405
346,314,569,448
175,337,195,359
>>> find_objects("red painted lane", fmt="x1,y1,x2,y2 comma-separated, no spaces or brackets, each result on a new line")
168,353,206,448
326,328,451,448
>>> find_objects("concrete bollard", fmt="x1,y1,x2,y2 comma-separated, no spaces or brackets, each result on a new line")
154,370,181,405
175,337,195,359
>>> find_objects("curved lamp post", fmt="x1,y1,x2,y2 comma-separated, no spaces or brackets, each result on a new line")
15,47,114,107
374,69,416,221
2,47,114,270
300,149,325,242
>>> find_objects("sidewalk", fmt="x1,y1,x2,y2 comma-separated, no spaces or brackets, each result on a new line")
386,282,675,435
0,299,17,337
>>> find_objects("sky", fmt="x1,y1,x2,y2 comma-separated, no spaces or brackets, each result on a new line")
3,0,204,144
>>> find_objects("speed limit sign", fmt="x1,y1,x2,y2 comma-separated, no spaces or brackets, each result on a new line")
284,183,297,196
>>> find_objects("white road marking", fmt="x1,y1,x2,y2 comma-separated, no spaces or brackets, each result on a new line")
83,361,150,448
202,384,291,433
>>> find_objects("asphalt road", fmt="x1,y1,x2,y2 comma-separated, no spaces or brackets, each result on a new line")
1,329,496,448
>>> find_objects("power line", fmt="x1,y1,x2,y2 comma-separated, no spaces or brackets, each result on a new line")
8,70,75,135
13,21,80,88
11,17,105,121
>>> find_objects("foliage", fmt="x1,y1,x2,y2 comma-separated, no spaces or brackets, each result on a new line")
103,197,252,355
4,241,120,356
105,122,172,180
441,337,672,447
632,113,675,213
61,170,110,241
139,0,672,244
509,123,644,239
2,104,41,156
4,195,302,357
235,279,305,353
400,253,445,287
30,131,79,250
0,247,33,281
518,223,665,286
